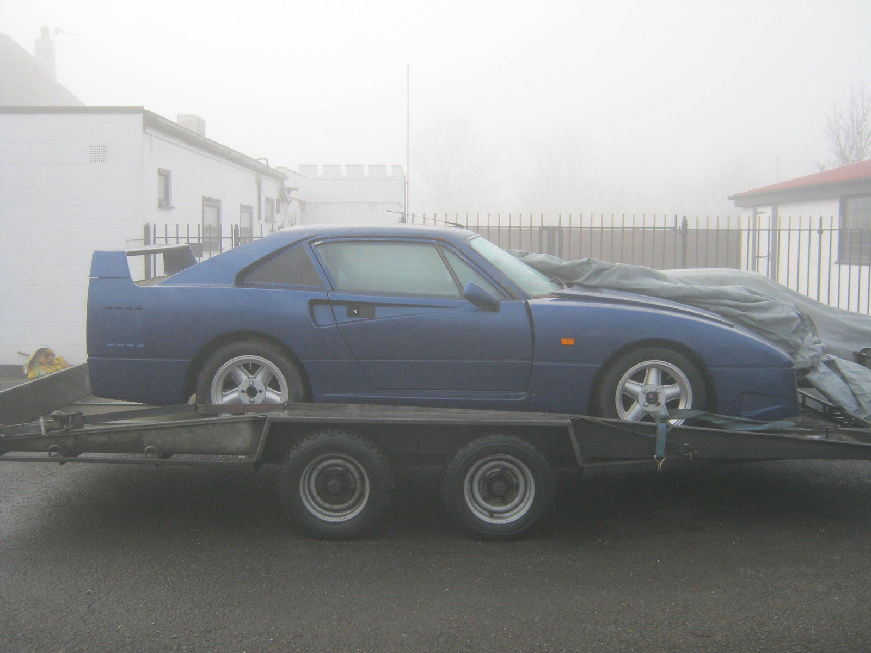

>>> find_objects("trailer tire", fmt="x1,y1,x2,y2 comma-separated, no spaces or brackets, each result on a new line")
278,431,392,539
442,435,554,540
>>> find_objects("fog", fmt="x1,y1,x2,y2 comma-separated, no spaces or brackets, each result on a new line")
6,0,871,217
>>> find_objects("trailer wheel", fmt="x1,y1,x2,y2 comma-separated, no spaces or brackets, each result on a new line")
278,431,392,539
195,340,304,406
442,436,554,540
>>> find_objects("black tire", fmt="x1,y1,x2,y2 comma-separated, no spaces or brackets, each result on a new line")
278,431,392,539
442,435,555,540
594,346,707,424
195,340,304,406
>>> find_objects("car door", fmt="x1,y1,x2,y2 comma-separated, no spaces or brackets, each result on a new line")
313,238,533,395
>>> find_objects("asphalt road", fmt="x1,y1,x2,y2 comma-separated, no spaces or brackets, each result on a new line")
3,456,871,652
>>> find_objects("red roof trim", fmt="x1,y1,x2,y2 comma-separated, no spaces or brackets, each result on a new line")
731,159,871,199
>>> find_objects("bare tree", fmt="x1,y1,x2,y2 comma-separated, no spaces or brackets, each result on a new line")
825,82,871,167
519,131,587,215
412,112,490,213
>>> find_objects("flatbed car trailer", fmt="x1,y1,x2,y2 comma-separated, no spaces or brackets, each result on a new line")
4,393,871,540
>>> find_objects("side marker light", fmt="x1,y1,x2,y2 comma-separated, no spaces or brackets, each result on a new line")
561,337,575,346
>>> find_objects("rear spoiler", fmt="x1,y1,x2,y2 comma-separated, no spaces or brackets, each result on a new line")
90,244,198,279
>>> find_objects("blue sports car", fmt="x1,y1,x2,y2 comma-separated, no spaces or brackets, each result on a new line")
87,225,798,422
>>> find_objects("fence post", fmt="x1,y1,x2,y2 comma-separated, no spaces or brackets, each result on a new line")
680,216,688,268
769,211,780,282
143,223,152,279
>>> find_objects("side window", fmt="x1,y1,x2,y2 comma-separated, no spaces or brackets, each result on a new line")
239,205,254,242
839,195,871,265
317,241,460,297
243,245,324,287
202,197,222,257
157,169,172,208
441,247,504,298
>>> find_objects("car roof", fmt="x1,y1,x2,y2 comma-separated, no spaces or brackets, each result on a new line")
162,223,477,286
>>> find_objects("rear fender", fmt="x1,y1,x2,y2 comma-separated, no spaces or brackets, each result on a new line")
87,251,142,359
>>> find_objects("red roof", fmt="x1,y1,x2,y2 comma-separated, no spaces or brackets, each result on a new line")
731,159,871,201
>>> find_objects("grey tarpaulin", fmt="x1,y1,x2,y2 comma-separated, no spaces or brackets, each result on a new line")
514,252,871,422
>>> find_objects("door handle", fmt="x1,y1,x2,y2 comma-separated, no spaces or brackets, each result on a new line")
346,304,375,319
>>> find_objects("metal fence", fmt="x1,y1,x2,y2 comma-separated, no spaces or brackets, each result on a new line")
413,213,741,269
142,215,871,315
143,222,278,256
411,213,871,315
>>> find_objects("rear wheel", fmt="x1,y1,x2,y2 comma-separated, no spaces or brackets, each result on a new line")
195,340,304,406
442,436,554,540
278,431,392,539
595,346,707,424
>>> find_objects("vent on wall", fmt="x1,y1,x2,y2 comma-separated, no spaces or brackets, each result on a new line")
89,144,108,163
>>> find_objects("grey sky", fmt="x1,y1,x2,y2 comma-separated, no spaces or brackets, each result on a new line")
5,0,871,215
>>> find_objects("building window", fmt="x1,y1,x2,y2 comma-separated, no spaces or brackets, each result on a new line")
157,169,172,208
264,197,276,223
240,204,253,242
839,195,871,265
202,197,222,256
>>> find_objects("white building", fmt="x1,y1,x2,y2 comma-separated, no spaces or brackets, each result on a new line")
729,159,871,312
287,164,406,225
0,106,288,365
0,30,407,368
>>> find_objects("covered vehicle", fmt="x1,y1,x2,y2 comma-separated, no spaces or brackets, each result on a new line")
87,225,798,422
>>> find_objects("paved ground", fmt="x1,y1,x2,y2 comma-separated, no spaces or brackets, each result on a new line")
2,452,871,652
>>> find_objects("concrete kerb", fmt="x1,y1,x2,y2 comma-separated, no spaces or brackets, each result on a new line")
0,364,91,425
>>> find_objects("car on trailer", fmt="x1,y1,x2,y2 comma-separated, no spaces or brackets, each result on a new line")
86,225,799,423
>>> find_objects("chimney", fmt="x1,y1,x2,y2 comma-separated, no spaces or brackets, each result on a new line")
34,26,57,81
177,114,206,137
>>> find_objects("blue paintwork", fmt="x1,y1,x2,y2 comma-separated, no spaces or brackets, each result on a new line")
87,225,798,419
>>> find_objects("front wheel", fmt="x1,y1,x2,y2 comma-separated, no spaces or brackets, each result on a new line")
442,436,555,540
278,431,392,539
595,346,707,424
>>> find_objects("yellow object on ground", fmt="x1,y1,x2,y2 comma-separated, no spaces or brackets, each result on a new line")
24,347,71,379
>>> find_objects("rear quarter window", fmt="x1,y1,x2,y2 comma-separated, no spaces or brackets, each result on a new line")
242,245,325,287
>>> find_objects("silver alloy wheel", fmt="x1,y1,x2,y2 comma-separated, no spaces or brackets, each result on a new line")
614,359,693,423
463,454,536,525
209,354,289,405
299,453,370,523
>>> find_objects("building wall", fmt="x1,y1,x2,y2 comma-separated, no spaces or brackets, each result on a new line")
776,199,839,219
734,197,868,312
735,198,839,223
141,127,286,245
294,164,405,225
0,111,144,366
0,109,288,366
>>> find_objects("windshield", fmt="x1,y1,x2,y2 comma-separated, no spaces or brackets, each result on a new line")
469,236,562,297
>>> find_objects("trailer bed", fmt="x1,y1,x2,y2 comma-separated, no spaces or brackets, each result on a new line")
5,387,871,539
4,401,871,467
